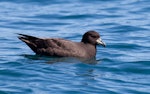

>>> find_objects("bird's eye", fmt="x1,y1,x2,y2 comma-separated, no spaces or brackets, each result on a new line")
91,35,97,38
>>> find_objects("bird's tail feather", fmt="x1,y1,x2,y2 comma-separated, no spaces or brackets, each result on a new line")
17,33,38,40
17,33,39,53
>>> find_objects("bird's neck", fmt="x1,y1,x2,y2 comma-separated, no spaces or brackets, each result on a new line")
85,43,97,56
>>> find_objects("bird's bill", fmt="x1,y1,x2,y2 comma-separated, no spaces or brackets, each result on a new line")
96,38,106,47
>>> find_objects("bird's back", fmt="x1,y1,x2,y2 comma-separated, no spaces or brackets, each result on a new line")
18,34,90,57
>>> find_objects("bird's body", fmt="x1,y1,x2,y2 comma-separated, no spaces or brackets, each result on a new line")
18,31,105,58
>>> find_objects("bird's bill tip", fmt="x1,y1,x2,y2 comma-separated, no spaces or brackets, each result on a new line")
96,38,106,47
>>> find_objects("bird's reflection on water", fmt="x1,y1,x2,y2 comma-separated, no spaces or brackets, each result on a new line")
22,54,101,64
22,54,102,85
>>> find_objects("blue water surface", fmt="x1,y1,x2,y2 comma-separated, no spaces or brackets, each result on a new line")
0,0,150,94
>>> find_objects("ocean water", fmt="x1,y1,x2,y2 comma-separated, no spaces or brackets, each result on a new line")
0,0,150,94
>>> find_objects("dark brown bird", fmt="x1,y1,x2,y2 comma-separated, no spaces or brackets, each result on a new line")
18,30,106,58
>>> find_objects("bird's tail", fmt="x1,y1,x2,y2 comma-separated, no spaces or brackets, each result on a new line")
17,33,39,53
17,33,38,41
